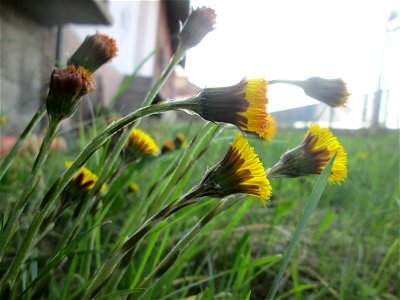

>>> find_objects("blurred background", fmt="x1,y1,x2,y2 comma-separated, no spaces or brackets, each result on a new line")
1,0,399,135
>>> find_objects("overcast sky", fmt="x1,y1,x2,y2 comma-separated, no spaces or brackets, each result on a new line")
185,0,400,124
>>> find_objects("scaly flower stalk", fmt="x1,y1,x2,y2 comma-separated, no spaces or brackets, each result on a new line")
134,197,238,299
81,134,271,298
0,103,46,181
0,8,217,293
0,65,96,260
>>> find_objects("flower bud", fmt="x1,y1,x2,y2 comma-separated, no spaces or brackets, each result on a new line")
178,6,216,51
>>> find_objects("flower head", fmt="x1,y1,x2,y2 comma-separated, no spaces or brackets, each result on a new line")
67,32,118,72
263,114,277,141
299,77,350,107
268,123,347,184
179,6,216,51
199,134,272,205
186,78,268,136
123,129,159,162
129,182,139,193
65,161,98,191
46,65,95,120
161,140,175,154
174,133,185,149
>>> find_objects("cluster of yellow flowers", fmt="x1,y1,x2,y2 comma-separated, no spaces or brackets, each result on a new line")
57,7,348,205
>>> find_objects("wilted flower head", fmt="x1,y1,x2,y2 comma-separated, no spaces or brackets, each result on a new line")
67,32,118,72
182,78,268,137
161,140,175,154
179,6,216,51
174,133,185,149
46,65,95,120
198,134,272,206
123,129,159,162
263,114,277,141
267,123,347,184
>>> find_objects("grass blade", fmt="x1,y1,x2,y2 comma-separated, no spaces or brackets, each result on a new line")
266,154,336,300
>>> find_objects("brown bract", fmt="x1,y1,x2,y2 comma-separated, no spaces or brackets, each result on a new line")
46,65,95,120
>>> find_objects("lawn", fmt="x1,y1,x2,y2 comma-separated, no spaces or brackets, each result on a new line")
1,119,397,299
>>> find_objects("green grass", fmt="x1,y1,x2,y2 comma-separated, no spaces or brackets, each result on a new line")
1,116,399,299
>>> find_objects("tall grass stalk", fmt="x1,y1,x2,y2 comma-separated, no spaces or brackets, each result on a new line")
0,103,46,181
0,115,60,258
136,197,239,299
266,154,336,300
0,46,187,294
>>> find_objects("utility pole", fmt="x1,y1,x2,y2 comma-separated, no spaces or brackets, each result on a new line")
371,10,399,128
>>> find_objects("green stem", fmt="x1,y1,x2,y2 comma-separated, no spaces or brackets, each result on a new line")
92,48,185,197
0,103,46,181
135,197,238,300
268,79,303,86
26,50,187,293
0,116,60,259
0,102,175,294
80,188,205,300
266,154,336,300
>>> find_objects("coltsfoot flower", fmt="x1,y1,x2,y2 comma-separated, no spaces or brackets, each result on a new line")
267,123,347,184
123,129,159,162
263,114,277,141
46,65,95,120
129,182,140,193
198,134,272,205
179,6,216,51
64,161,106,193
180,78,268,137
67,32,118,72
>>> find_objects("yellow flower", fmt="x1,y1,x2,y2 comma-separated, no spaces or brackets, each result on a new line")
267,123,347,184
124,129,159,162
199,134,272,206
306,124,347,183
184,78,268,137
68,32,118,73
263,114,277,141
129,182,139,193
65,161,98,191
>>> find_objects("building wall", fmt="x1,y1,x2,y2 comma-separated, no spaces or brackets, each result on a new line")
0,2,56,134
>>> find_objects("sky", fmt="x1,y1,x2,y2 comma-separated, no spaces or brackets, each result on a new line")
184,0,400,127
